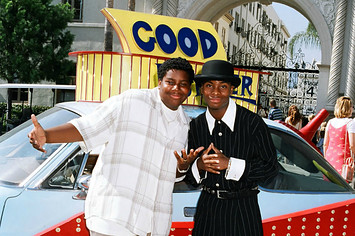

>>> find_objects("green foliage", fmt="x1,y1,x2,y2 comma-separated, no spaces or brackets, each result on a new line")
0,103,6,113
0,0,75,84
288,23,320,59
0,102,51,132
31,104,52,115
1,103,49,118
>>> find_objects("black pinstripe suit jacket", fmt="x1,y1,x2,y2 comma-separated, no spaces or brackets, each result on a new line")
185,102,279,236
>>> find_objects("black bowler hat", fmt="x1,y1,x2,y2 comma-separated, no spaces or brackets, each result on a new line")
194,60,241,87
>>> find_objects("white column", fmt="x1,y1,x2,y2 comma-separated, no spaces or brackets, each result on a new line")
166,0,179,16
316,64,331,113
327,0,347,109
152,0,163,14
345,1,355,102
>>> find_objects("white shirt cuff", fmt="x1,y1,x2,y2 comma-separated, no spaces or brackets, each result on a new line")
192,157,207,183
225,157,245,181
175,175,185,182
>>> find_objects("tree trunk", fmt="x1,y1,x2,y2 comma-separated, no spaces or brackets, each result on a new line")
104,0,114,51
128,0,135,11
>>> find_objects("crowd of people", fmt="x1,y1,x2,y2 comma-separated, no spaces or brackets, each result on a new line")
27,57,354,236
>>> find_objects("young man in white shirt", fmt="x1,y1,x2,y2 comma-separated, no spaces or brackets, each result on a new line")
28,57,197,236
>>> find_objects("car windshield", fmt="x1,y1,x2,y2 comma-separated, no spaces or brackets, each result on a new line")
260,128,352,192
0,107,79,185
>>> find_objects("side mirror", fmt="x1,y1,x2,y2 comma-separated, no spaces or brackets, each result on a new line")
73,175,91,200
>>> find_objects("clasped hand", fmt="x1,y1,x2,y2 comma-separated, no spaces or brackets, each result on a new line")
174,143,229,175
198,143,229,174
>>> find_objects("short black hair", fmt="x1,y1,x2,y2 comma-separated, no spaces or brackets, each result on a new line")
158,57,194,84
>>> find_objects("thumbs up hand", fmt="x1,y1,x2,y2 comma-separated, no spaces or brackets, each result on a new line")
28,114,47,152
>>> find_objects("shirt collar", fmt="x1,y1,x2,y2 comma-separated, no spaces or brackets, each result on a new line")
206,98,236,135
161,99,178,122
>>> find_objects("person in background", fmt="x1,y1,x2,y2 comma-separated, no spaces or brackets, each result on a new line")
324,96,355,179
257,104,268,118
177,60,279,236
350,118,355,155
268,99,284,121
349,118,355,187
316,121,327,154
307,114,319,145
28,57,197,236
308,114,316,122
285,105,303,130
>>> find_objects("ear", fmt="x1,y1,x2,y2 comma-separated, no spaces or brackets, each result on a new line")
199,86,203,95
158,79,162,87
229,85,235,95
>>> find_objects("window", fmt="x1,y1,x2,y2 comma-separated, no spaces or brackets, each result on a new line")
232,45,237,63
247,23,251,41
214,22,219,33
0,107,80,185
221,28,226,44
234,12,239,32
47,150,85,189
256,4,261,20
227,41,231,60
260,129,350,192
63,0,83,21
262,11,267,24
241,18,245,31
57,89,75,103
10,88,28,103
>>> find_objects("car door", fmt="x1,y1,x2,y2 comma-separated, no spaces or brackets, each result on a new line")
0,143,90,235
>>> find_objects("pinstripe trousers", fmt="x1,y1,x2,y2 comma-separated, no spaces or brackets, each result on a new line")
192,191,263,236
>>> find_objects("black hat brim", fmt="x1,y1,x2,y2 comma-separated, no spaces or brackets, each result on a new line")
194,74,241,87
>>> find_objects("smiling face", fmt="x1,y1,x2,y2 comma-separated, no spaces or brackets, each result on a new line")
158,69,191,110
201,80,235,119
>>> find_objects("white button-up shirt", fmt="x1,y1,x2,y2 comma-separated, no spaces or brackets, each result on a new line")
70,88,190,235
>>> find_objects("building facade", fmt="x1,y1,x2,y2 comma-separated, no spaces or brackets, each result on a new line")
2,0,352,116
215,3,293,112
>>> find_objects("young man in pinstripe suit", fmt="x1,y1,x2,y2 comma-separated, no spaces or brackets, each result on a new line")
177,60,279,236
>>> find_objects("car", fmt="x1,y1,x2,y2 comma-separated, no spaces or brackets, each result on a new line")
0,101,354,236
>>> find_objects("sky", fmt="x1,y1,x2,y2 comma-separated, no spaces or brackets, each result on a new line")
271,3,322,65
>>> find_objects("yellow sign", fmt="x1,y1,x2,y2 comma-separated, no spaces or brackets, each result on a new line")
101,8,226,62
70,8,263,112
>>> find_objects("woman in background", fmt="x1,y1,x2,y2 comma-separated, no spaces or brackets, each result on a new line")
285,105,303,130
350,119,355,156
324,96,354,178
316,122,327,155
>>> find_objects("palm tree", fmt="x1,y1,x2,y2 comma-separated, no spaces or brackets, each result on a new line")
104,0,135,51
288,23,320,59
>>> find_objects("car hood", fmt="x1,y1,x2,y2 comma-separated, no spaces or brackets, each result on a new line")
0,185,23,222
